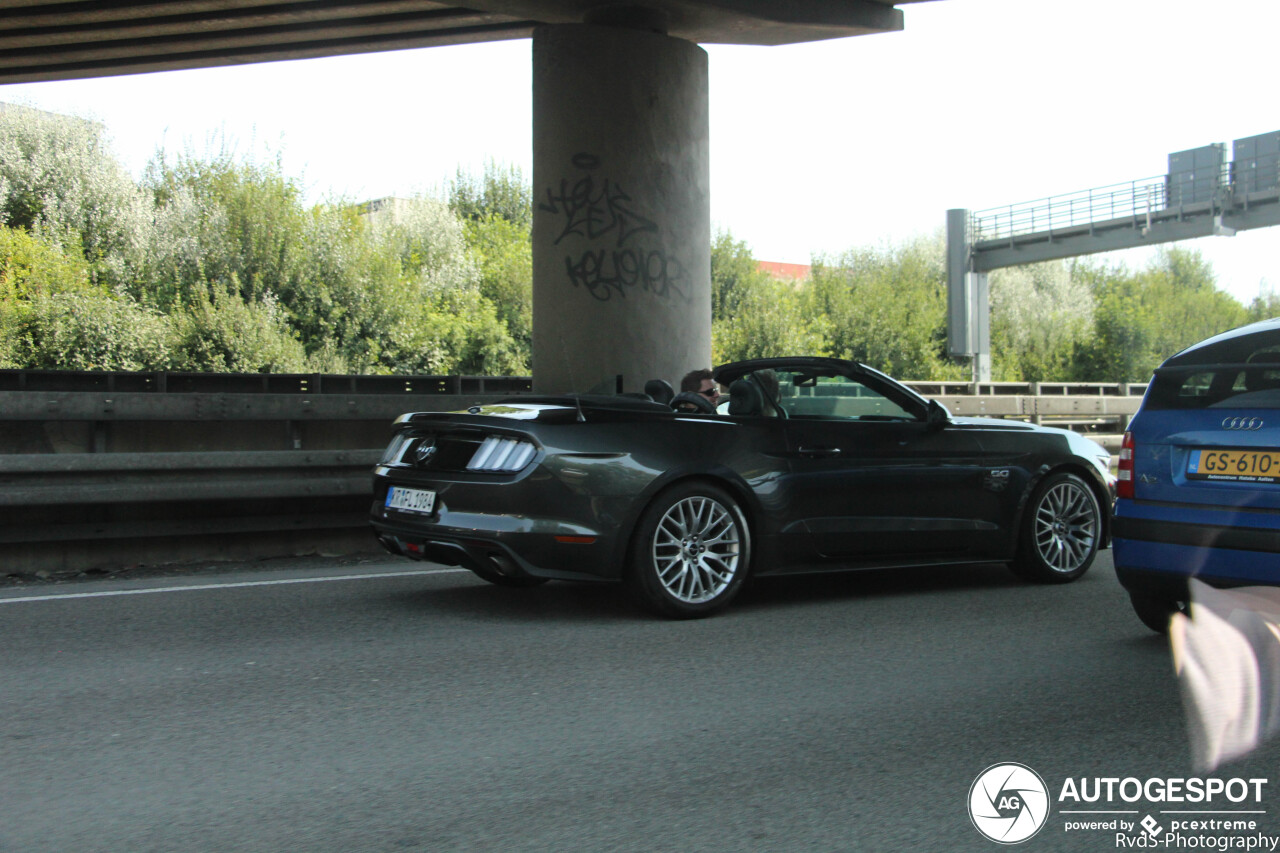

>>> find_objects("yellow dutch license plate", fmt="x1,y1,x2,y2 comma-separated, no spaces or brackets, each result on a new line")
1187,448,1280,483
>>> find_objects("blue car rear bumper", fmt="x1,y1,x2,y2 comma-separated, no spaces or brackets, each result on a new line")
1113,508,1280,596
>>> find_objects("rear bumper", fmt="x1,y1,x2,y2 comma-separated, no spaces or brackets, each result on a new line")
1113,513,1280,595
369,503,624,582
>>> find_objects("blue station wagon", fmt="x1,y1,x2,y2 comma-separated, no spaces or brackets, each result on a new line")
1114,319,1280,631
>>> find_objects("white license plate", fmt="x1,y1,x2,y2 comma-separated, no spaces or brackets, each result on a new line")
386,486,437,515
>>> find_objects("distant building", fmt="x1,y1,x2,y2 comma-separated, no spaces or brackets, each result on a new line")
757,260,811,282
359,196,411,223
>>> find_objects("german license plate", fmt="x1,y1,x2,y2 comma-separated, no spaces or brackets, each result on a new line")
1187,449,1280,483
386,486,437,514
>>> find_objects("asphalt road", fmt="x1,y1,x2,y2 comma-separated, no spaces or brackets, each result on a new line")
2,551,1277,853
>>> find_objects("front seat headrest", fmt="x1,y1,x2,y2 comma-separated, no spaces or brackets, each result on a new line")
728,378,764,416
644,378,674,406
1246,351,1280,391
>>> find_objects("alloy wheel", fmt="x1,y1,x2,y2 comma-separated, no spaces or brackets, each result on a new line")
1033,479,1099,574
650,495,742,604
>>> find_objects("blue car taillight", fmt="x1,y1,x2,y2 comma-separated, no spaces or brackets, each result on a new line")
1117,431,1135,500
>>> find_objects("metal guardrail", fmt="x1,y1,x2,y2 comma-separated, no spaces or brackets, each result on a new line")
0,368,533,395
0,449,378,507
0,370,1144,573
906,380,1144,431
0,450,380,550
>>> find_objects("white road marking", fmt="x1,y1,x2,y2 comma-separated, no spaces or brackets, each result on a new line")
0,567,468,604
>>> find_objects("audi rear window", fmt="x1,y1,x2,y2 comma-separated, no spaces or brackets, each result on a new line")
1147,346,1280,410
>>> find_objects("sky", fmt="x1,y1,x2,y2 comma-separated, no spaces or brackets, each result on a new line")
0,0,1277,304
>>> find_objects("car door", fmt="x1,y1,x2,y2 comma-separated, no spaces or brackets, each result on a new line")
775,371,992,561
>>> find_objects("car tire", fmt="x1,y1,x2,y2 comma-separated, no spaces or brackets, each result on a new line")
1011,471,1101,583
1129,594,1188,634
625,481,751,619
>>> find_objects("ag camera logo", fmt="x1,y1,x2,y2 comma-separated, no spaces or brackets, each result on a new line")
969,763,1050,844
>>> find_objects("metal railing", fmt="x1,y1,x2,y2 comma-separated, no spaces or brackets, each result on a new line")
973,175,1171,243
970,166,1240,244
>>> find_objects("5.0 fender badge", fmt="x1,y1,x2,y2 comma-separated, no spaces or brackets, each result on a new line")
983,468,1012,492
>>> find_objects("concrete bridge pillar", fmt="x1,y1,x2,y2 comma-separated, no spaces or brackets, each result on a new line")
531,19,711,395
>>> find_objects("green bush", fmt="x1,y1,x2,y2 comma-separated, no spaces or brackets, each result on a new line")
9,289,170,371
0,224,93,302
167,286,308,373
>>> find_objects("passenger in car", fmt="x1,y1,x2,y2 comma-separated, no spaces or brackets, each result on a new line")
753,369,783,416
672,368,721,413
727,370,783,417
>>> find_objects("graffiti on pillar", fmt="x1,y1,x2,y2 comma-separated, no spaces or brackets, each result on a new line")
539,153,690,303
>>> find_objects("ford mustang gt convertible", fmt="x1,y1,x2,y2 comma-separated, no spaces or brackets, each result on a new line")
370,357,1115,618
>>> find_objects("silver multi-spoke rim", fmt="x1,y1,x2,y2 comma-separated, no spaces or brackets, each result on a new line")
650,496,742,603
1033,481,1098,573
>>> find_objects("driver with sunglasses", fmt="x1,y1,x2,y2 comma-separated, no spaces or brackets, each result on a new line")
672,368,721,413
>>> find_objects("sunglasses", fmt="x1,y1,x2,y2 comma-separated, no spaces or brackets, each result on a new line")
699,388,720,398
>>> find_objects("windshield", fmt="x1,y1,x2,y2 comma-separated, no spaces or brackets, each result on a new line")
762,368,918,421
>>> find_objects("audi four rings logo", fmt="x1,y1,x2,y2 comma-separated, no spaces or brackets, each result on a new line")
1222,417,1265,431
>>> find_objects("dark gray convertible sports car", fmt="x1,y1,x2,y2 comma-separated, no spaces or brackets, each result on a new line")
371,357,1115,618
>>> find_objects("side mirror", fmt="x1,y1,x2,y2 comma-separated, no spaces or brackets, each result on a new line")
926,399,950,429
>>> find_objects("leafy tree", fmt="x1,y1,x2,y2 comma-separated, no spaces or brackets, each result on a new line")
381,285,525,376
707,229,824,362
805,233,965,380
712,273,826,363
1248,288,1280,323
362,195,526,375
286,201,401,371
989,260,1094,381
464,214,532,364
448,160,532,227
1074,247,1248,382
710,229,772,321
0,103,150,290
141,148,308,309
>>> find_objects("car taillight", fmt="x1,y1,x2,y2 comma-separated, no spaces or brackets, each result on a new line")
1117,431,1135,499
378,433,410,465
467,436,537,472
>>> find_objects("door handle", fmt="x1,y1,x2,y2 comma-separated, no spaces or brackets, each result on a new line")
798,446,841,457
